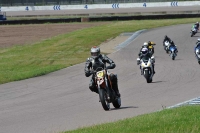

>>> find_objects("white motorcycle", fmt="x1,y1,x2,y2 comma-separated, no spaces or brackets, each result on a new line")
137,56,155,83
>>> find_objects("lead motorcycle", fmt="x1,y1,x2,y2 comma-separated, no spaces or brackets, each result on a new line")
169,45,178,60
195,46,200,64
137,56,155,83
93,67,121,111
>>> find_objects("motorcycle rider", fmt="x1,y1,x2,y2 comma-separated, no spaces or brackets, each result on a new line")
168,40,178,54
84,46,120,97
194,38,200,52
138,47,155,75
193,22,199,30
163,35,172,46
139,42,155,56
148,41,156,54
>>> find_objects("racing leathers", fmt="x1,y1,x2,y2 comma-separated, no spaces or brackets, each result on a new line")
148,41,156,55
163,36,171,47
195,41,200,52
84,54,120,97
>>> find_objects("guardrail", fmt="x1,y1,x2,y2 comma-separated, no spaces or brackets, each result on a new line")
0,1,200,11
1,13,200,25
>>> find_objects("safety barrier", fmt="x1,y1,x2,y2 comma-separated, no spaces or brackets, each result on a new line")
0,1,200,11
1,13,200,25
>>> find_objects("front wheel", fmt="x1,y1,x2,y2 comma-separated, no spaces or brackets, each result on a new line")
99,88,110,111
191,32,194,37
144,69,151,83
172,56,175,60
112,97,121,109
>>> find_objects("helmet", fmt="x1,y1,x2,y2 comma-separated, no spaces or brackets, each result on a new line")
170,40,174,44
91,46,100,59
164,35,168,39
141,48,148,56
196,49,200,55
143,42,148,46
196,22,199,24
197,38,200,42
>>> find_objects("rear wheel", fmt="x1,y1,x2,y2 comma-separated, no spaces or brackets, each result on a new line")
99,89,110,111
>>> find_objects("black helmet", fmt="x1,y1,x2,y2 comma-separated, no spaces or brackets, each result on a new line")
165,35,168,39
91,46,100,59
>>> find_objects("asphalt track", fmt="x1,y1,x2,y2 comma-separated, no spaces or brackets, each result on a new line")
1,22,200,133
6,6,200,16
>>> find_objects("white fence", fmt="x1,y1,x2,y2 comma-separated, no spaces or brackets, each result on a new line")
0,1,200,11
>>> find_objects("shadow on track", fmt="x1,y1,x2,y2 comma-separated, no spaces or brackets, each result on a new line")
111,106,138,111
151,81,164,83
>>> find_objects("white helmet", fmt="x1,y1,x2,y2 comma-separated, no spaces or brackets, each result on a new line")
143,42,148,46
197,38,200,42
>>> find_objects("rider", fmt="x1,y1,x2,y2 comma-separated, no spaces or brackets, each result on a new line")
193,22,199,30
138,47,155,75
194,38,200,51
84,46,120,97
147,41,156,54
163,35,171,46
168,40,178,54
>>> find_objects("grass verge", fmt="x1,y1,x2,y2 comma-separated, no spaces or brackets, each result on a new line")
0,18,199,84
64,105,200,133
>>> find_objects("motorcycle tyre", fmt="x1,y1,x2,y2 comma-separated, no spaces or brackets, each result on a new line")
99,89,110,111
172,56,175,60
191,33,194,37
144,70,152,83
112,97,121,109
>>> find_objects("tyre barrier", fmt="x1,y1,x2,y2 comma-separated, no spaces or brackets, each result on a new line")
1,13,200,25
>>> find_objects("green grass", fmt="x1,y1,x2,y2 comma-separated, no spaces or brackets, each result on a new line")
64,105,200,133
0,18,199,84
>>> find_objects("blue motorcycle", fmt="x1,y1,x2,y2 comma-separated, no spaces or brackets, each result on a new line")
169,45,178,60
194,46,200,64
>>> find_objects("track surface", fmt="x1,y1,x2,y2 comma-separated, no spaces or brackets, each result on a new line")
1,23,200,133
6,6,200,16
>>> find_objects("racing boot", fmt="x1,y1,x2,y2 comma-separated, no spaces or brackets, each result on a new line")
153,65,156,74
140,66,143,75
89,78,98,94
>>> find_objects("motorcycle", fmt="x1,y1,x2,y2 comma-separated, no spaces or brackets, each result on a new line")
164,41,170,53
137,56,155,83
169,45,178,60
94,67,121,111
195,46,200,64
191,27,197,37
